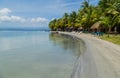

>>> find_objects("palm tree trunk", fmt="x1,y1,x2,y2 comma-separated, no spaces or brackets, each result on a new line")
108,27,111,38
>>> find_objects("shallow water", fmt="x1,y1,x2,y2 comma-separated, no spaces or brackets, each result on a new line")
0,31,81,78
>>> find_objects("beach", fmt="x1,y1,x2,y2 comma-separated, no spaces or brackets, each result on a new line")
59,32,120,78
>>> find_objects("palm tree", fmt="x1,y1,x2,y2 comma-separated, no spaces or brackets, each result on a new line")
100,16,112,37
98,0,120,37
69,11,77,30
63,13,69,27
49,19,57,31
48,0,120,34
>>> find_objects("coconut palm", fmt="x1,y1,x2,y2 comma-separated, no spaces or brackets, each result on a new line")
48,0,120,34
62,13,69,28
68,11,77,30
80,0,97,30
49,19,57,31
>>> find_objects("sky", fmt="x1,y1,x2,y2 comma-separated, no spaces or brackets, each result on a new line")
0,0,99,28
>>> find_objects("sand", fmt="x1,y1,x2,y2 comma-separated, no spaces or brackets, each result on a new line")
59,32,120,78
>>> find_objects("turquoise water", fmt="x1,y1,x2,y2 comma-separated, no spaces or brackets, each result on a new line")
0,31,81,78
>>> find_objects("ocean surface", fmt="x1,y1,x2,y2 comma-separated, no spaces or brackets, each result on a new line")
0,31,81,78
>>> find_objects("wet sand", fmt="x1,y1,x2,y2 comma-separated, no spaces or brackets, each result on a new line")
59,32,120,78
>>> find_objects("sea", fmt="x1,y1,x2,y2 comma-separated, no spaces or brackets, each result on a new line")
0,30,81,78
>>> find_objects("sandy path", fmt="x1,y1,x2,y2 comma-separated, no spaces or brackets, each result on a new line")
59,32,120,78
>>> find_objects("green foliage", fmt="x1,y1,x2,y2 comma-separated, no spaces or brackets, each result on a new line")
49,0,120,32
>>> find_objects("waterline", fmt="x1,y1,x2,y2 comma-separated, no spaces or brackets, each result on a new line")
0,31,83,78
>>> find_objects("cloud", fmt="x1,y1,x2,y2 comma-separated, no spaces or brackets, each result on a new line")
31,17,48,23
10,16,26,22
60,1,83,7
51,18,56,21
0,8,49,27
0,15,26,23
0,16,11,21
0,8,11,15
0,8,26,23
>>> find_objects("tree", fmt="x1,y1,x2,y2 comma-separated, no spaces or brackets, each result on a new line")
48,0,120,34
49,19,57,31
68,11,77,29
80,0,96,30
100,16,112,37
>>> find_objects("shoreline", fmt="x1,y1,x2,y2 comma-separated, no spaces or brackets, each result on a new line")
58,31,120,78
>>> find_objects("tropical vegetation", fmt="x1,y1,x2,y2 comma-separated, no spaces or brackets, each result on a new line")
49,0,120,35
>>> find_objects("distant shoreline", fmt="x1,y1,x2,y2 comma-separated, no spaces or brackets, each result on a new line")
0,28,50,31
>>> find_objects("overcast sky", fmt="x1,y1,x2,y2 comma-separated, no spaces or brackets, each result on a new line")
0,0,99,28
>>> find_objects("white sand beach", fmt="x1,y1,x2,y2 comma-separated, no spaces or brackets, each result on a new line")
60,32,120,78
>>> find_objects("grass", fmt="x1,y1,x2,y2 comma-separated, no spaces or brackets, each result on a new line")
100,34,120,45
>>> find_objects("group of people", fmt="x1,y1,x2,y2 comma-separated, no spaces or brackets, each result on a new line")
92,31,104,36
